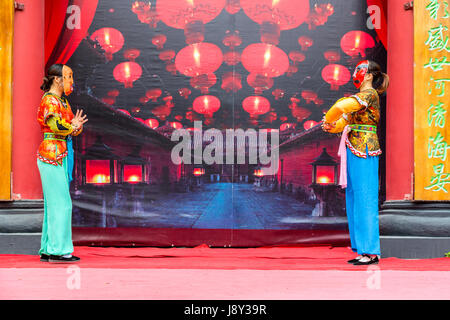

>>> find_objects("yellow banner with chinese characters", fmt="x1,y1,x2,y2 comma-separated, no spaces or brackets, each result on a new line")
414,0,450,200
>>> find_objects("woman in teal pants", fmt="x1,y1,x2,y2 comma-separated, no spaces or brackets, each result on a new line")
37,64,88,263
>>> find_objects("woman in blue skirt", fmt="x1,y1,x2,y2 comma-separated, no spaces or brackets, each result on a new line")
322,60,389,265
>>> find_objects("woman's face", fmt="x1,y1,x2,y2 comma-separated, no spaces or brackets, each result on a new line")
61,65,74,95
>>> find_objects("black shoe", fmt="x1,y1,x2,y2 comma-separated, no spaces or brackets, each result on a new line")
40,254,49,262
48,255,80,263
347,257,361,264
352,254,379,265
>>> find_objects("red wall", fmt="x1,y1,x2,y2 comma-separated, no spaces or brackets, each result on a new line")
385,0,414,200
12,0,45,199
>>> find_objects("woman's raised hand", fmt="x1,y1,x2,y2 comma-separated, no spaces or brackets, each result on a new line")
72,109,88,130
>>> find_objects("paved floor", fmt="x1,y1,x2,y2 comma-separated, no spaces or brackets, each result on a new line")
73,183,347,229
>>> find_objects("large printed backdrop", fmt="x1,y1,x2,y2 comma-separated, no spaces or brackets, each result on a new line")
46,0,387,245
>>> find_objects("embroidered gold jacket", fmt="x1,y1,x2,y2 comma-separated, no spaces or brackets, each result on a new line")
325,88,382,158
36,92,82,166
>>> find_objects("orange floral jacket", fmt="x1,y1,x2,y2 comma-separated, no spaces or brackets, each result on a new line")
36,92,81,165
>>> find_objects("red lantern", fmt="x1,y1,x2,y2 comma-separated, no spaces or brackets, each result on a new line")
247,73,273,95
223,30,242,49
145,118,159,129
124,165,143,184
272,88,285,100
289,51,306,65
166,62,178,75
225,0,241,14
90,28,124,61
193,168,205,176
139,96,149,104
159,49,176,62
190,73,217,93
306,3,334,30
123,48,140,61
279,116,288,122
241,43,289,77
301,90,318,104
223,51,241,66
156,0,225,44
242,96,270,117
170,121,183,129
286,64,298,77
146,88,162,102
280,122,295,131
86,160,111,184
193,95,221,118
304,120,318,130
152,34,167,50
152,104,173,120
102,97,115,105
107,89,120,97
297,36,313,51
221,72,242,93
178,87,192,99
340,31,375,58
118,109,131,116
241,0,309,44
175,43,223,77
321,64,351,91
113,61,142,88
324,50,341,64
291,106,311,122
254,169,264,177
131,1,158,27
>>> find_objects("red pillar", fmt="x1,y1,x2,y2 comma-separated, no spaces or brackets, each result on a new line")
12,0,45,199
385,0,414,201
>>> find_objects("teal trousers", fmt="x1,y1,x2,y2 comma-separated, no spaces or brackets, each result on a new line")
37,157,74,256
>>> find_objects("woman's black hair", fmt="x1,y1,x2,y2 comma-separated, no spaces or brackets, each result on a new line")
367,60,390,95
40,64,64,92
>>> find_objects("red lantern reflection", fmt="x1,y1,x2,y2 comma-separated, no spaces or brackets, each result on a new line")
321,64,351,91
193,168,205,176
159,49,176,62
90,28,124,61
193,95,221,118
242,96,270,117
221,72,242,93
152,34,167,49
223,51,241,66
304,120,318,130
170,121,183,129
113,61,142,88
298,36,313,51
241,43,289,77
190,73,217,94
175,43,223,77
178,87,192,99
156,0,225,44
241,0,309,44
247,73,273,95
340,31,375,58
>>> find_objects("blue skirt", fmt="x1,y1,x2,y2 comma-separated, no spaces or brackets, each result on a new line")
345,146,380,255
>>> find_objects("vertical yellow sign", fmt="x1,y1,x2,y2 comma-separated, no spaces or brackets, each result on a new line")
414,0,450,200
0,0,14,200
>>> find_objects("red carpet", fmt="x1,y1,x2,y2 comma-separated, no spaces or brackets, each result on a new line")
1,245,449,271
1,246,450,300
